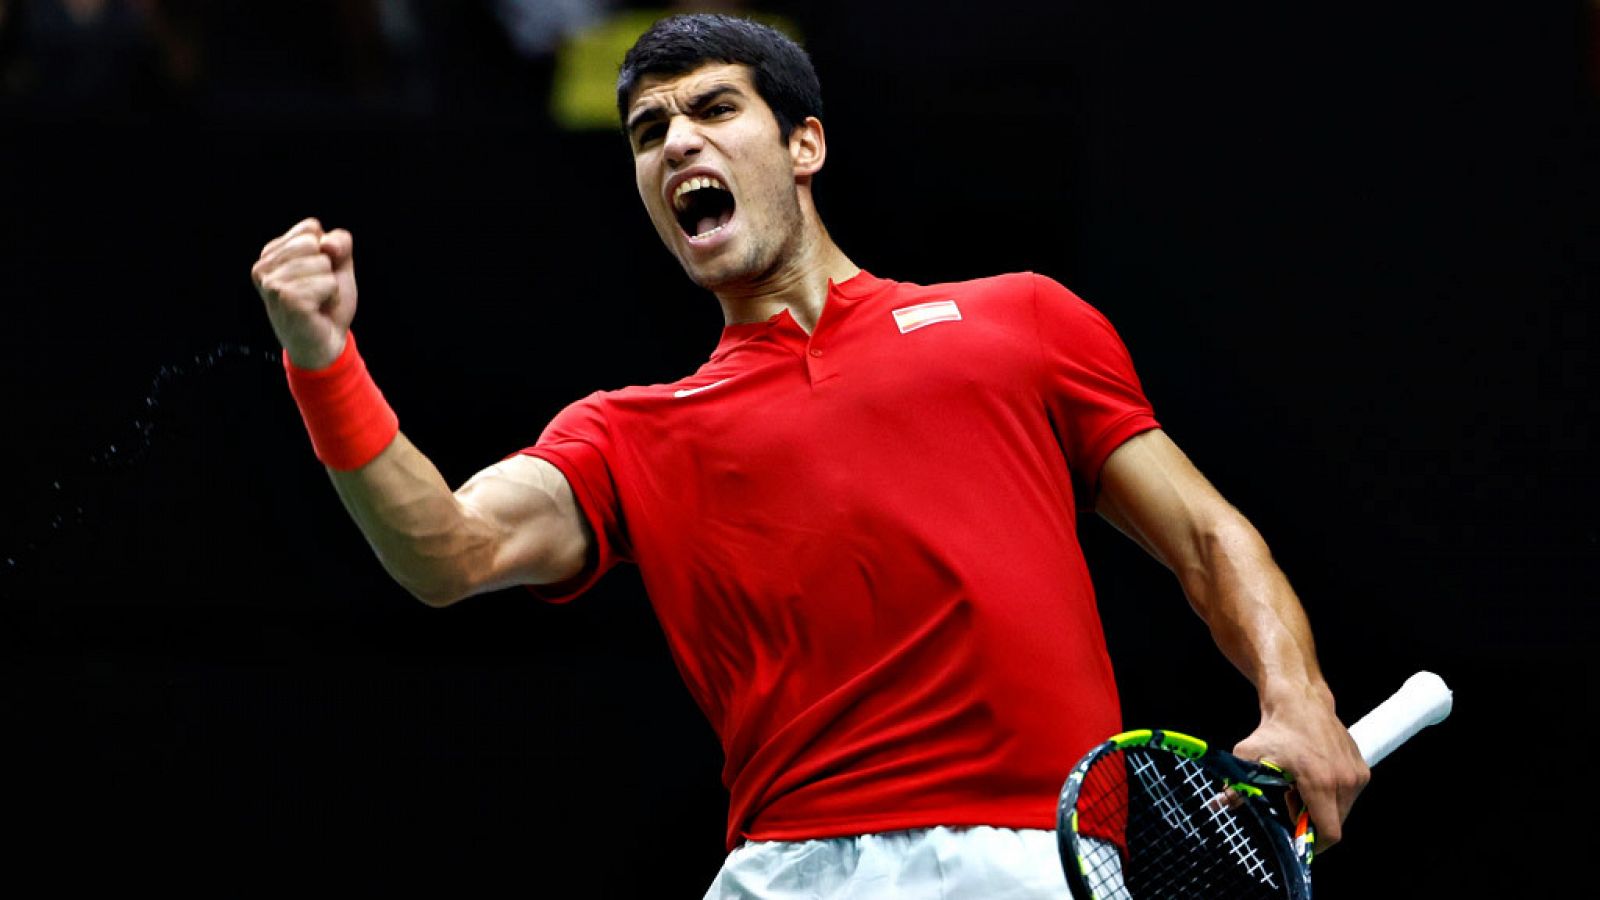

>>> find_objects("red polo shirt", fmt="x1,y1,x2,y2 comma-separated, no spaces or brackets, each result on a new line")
518,270,1159,851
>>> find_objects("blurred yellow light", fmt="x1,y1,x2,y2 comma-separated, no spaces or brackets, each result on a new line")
550,8,802,132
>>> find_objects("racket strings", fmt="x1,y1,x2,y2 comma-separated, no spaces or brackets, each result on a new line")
1175,756,1279,888
1072,747,1291,899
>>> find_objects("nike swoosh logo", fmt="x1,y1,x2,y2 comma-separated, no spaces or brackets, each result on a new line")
673,377,732,398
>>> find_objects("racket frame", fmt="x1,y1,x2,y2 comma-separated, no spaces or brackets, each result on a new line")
1056,728,1312,900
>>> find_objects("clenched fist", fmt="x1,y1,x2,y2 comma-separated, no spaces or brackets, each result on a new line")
251,217,358,370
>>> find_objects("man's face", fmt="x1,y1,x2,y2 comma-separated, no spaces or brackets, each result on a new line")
626,63,806,290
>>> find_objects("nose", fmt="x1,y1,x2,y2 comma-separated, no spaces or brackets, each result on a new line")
662,115,704,167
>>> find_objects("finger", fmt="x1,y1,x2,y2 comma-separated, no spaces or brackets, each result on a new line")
1300,783,1342,848
253,233,326,282
268,253,334,284
1328,766,1368,850
1205,786,1248,814
252,237,324,287
258,219,317,260
319,228,353,267
258,217,324,259
262,273,338,312
264,232,325,268
258,258,335,305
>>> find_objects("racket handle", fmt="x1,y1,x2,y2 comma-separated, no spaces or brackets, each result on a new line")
1347,670,1453,766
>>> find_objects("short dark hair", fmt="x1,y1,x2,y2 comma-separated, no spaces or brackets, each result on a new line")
617,14,823,142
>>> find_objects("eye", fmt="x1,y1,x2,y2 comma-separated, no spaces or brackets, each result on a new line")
634,123,666,147
704,103,736,119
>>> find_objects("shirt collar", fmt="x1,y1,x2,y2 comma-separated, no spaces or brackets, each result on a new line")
828,268,893,305
710,317,777,361
709,269,893,361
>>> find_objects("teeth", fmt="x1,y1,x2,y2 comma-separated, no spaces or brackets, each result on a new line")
672,175,727,212
691,223,726,240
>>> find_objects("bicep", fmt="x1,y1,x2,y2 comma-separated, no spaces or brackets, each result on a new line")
1095,429,1239,574
454,454,594,592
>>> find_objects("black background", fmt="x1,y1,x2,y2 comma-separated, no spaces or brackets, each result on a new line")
2,1,1594,895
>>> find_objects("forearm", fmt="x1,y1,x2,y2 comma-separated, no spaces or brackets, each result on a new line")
275,327,490,606
1181,511,1369,844
1175,512,1332,712
327,431,496,607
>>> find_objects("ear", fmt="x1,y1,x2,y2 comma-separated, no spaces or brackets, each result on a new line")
789,116,826,180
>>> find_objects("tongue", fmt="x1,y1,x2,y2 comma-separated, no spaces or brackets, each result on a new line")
696,215,720,236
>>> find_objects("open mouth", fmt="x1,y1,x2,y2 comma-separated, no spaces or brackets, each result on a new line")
672,175,737,241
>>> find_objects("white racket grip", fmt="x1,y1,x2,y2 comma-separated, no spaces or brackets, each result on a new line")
1347,671,1453,766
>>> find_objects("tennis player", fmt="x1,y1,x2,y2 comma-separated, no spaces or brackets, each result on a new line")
250,13,1368,898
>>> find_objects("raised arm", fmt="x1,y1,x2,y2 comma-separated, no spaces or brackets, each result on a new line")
1094,428,1369,847
324,437,591,607
250,217,592,607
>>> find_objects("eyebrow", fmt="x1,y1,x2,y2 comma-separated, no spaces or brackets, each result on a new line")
626,83,745,136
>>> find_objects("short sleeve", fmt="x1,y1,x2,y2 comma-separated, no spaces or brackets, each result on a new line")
1030,273,1161,507
514,392,631,602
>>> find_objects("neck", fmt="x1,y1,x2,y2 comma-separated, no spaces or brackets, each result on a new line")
713,217,858,335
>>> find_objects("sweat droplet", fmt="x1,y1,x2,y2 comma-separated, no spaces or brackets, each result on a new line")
4,341,278,577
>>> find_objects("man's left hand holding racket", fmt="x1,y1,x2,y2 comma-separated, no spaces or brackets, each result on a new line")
1230,681,1370,851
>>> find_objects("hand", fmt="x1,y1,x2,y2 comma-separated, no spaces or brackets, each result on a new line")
1232,686,1370,850
250,217,358,369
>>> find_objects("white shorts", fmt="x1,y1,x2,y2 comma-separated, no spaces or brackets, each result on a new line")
702,826,1071,899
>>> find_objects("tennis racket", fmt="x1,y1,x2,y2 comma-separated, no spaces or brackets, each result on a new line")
1055,670,1453,899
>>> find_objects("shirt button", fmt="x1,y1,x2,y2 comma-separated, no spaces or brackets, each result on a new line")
809,348,823,357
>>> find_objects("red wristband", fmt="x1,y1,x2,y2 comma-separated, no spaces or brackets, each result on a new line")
283,332,400,471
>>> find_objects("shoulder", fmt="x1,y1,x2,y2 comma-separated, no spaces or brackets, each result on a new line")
888,270,1088,311
885,270,1040,303
1017,272,1121,333
892,270,1132,358
541,362,733,437
880,270,1105,330
851,271,1039,332
538,389,615,443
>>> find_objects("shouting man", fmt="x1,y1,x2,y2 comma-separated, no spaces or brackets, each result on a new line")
250,13,1367,898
